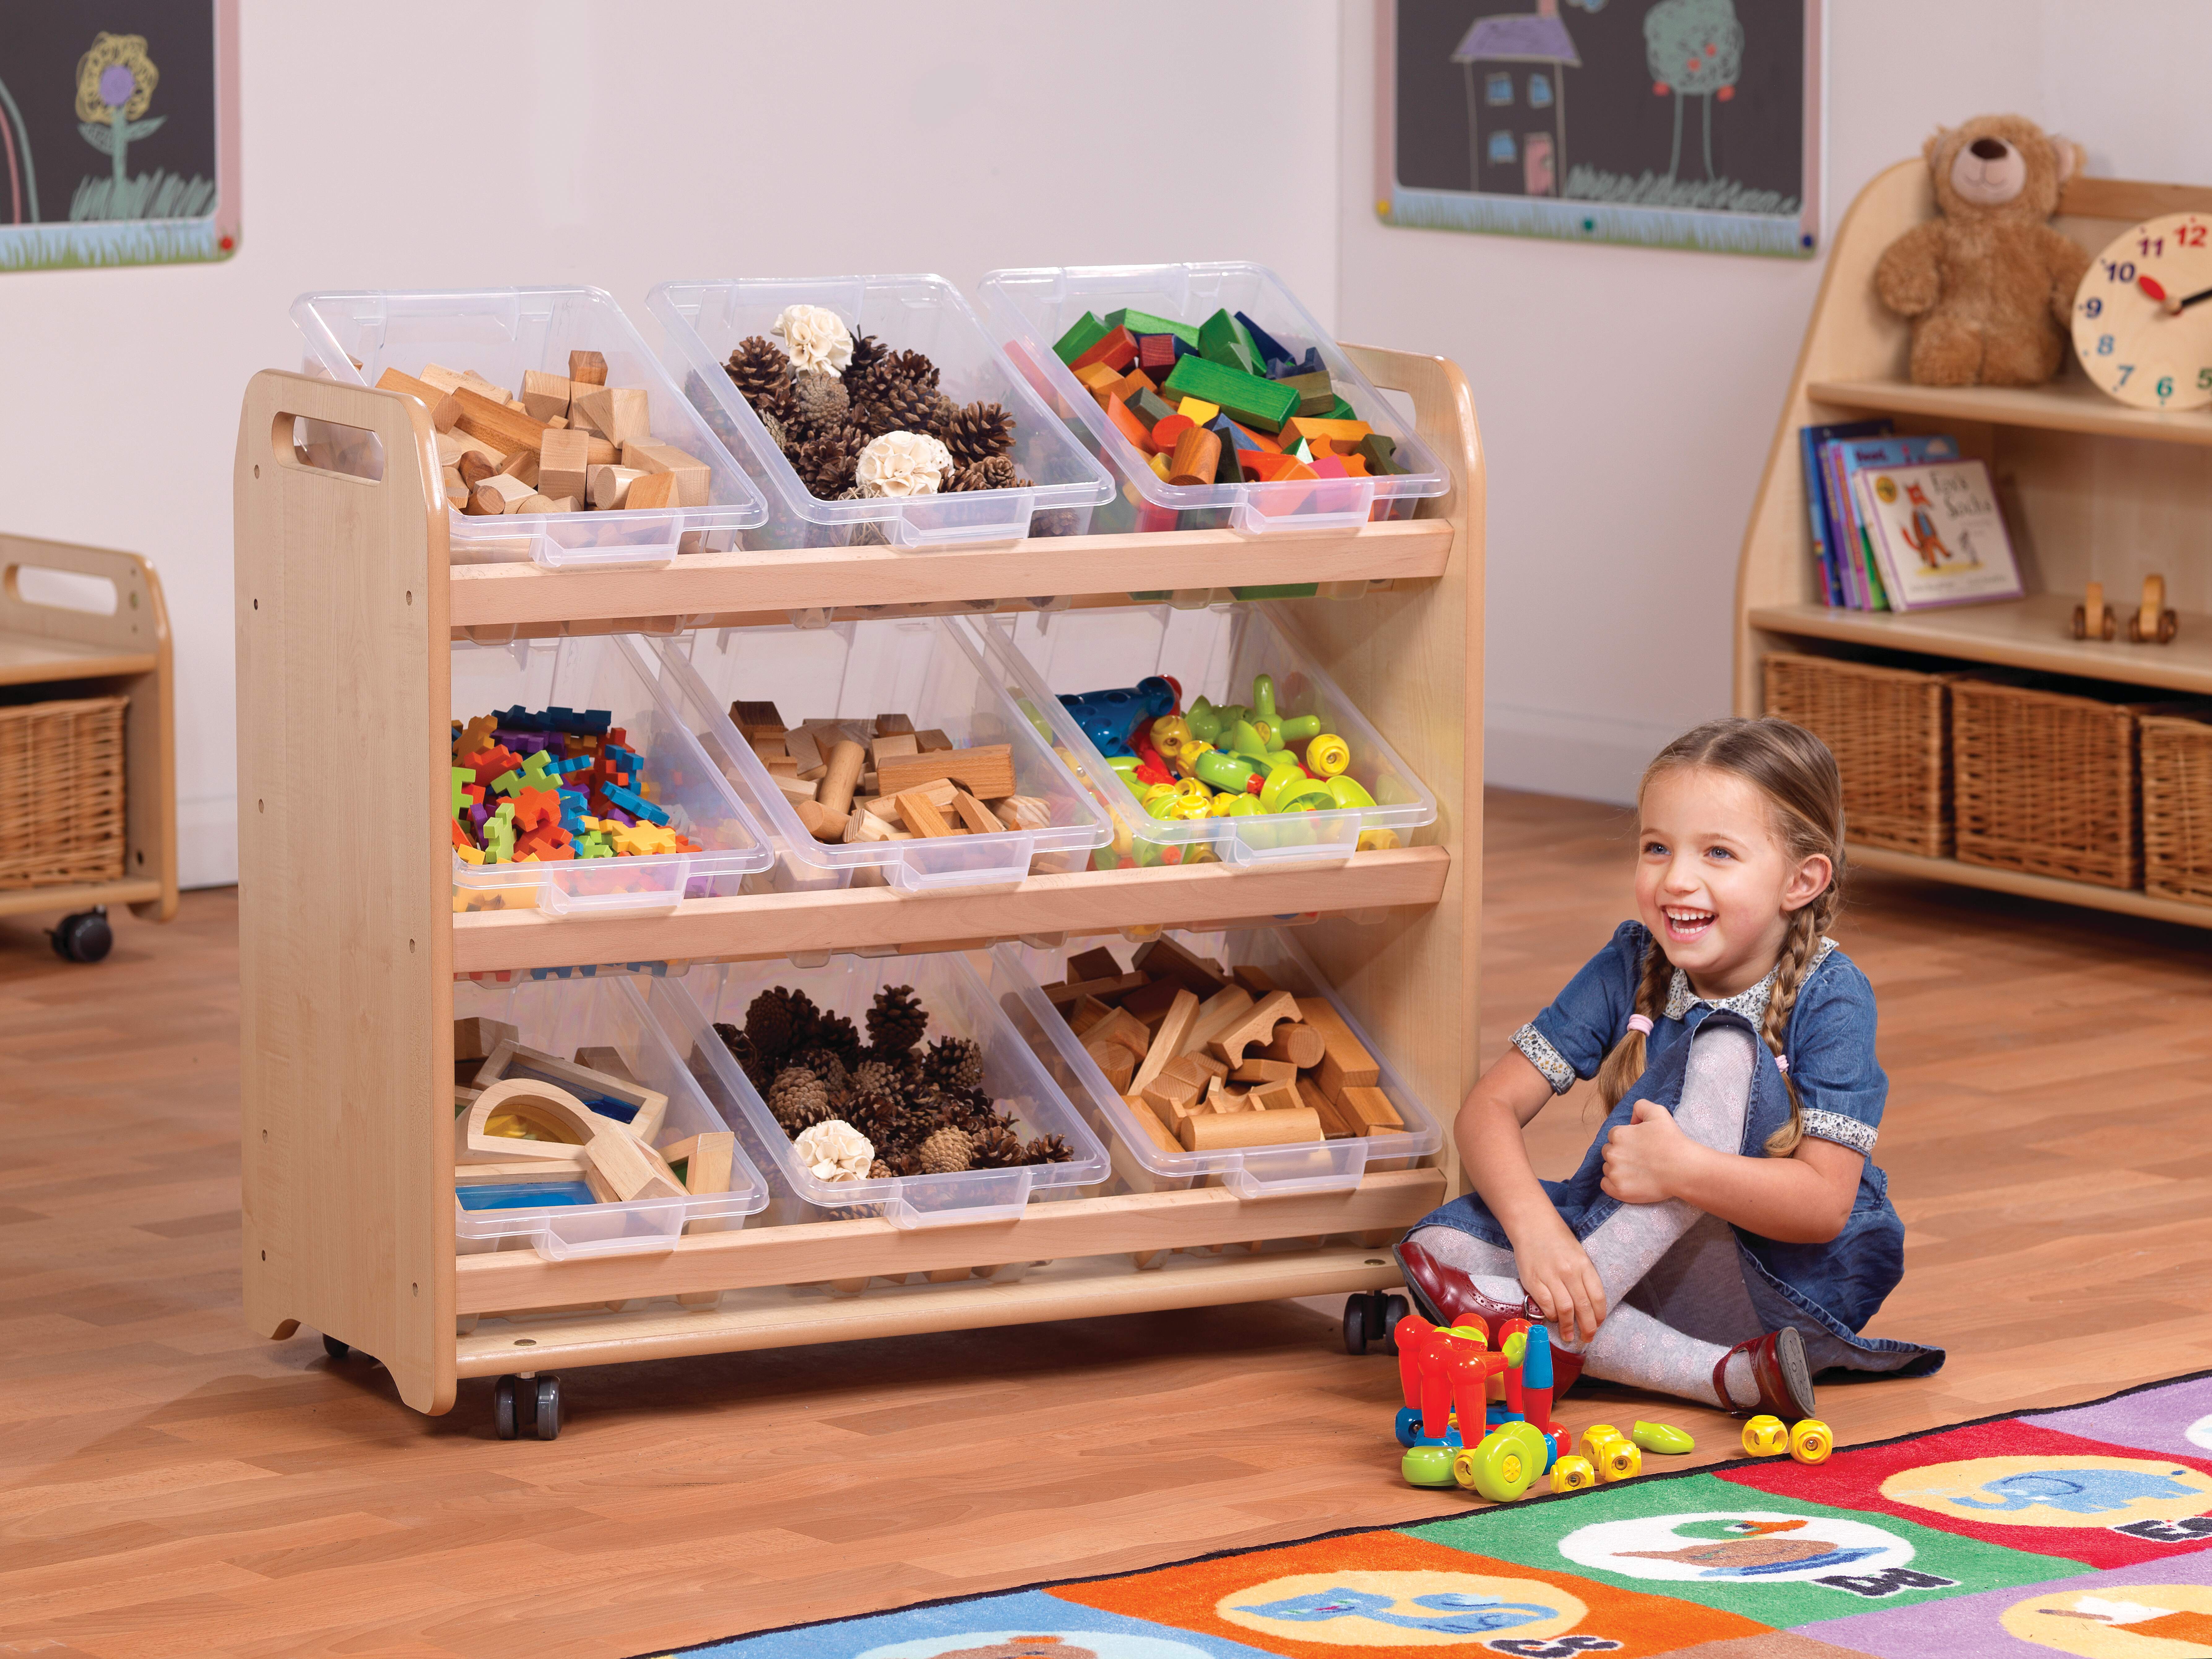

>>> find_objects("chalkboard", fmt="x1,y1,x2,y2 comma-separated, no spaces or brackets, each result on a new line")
1376,0,1820,258
0,0,239,271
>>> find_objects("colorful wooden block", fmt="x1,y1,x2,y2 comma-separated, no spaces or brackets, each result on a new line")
1178,397,1221,424
1070,326,1138,374
1162,357,1299,434
1104,308,1201,349
1052,311,1110,365
1276,370,1337,417
1235,310,1294,368
1197,308,1261,375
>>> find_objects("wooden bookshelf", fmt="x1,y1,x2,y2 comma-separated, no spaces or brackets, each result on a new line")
1736,162,2212,930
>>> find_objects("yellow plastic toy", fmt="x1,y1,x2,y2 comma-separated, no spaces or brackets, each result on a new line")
1593,1437,1642,1481
1789,1418,1833,1464
1306,733,1350,777
1579,1423,1620,1459
1742,1414,1790,1456
1549,1455,1596,1493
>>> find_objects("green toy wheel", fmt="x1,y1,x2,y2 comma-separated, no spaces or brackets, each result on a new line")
1402,1444,1457,1488
1455,1421,1548,1501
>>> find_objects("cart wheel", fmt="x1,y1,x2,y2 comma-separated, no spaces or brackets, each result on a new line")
534,1375,562,1440
1376,1293,1409,1354
1344,1294,1373,1355
48,908,112,963
322,1334,351,1362
494,1375,519,1440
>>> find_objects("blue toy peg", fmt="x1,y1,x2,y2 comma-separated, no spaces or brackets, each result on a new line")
1058,676,1179,757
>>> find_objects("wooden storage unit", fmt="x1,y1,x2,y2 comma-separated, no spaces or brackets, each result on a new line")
0,532,178,929
235,343,1483,1422
1735,164,2212,928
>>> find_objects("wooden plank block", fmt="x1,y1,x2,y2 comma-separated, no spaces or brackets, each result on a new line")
1084,1041,1135,1094
871,732,920,769
874,712,916,736
375,366,449,415
1186,1050,1228,1082
1231,1057,1296,1084
1065,946,1125,984
538,428,591,503
1118,977,1184,1027
1131,935,1230,998
1206,989,1300,1067
896,790,958,838
568,349,608,387
1179,1106,1322,1151
658,1130,736,1197
624,470,679,511
1249,1077,1304,1114
1068,995,1114,1037
521,370,571,421
585,1124,684,1202
1043,969,1150,1009
1120,1094,1183,1155
1296,996,1380,1102
1340,1085,1404,1135
875,745,1016,800
773,771,821,805
1142,1063,1203,1114
952,791,1004,834
1262,1021,1326,1070
1127,988,1198,1099
1180,985,1254,1057
1297,1075,1358,1139
913,729,954,752
731,699,786,733
621,440,711,508
1231,964,1281,997
1088,1006,1152,1060
451,386,550,456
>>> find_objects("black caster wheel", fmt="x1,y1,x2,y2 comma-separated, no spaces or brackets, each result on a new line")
495,1375,520,1440
1376,1293,1409,1355
322,1333,351,1362
48,908,112,963
534,1375,562,1440
1344,1294,1372,1355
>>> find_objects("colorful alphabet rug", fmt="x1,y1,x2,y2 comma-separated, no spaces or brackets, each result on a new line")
651,1373,2212,1659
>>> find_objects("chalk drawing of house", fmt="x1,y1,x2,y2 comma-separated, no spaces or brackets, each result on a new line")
1452,0,1580,198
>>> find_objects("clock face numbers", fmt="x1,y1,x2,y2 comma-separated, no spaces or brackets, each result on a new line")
2072,212,2212,410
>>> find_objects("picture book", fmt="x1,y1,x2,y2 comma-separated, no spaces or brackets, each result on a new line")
1825,434,1961,610
1854,457,2024,610
1799,419,1891,608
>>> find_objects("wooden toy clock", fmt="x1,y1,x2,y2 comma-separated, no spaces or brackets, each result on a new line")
2071,211,2212,409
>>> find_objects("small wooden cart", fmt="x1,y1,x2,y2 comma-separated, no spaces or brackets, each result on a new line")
235,343,1483,1431
0,533,178,958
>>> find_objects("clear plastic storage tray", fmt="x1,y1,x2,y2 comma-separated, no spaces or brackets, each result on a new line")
645,617,1110,895
976,262,1449,538
451,633,772,913
990,927,1442,1198
966,604,1436,868
651,952,1110,1228
453,970,767,1261
292,285,767,569
647,274,1114,552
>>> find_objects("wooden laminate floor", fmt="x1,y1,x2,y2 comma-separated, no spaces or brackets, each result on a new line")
2,789,2208,1658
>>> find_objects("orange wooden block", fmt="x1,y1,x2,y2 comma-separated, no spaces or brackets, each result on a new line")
1104,394,1154,453
1227,420,1281,454
1112,368,1158,401
1070,326,1137,373
1285,416,1374,446
1073,361,1122,392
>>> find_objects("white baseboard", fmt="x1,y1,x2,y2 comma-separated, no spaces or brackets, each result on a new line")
177,793,239,890
1484,702,1698,806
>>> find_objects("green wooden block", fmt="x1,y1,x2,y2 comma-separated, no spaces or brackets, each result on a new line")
1105,307,1201,349
1163,355,1298,434
1212,431,1246,485
1231,582,1320,600
1197,309,1259,375
1052,311,1109,366
1130,388,1179,428
1278,370,1337,417
1356,433,1404,475
1324,396,1359,423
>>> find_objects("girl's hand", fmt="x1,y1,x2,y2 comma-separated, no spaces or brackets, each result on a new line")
1513,1225,1607,1345
1601,1098,1698,1204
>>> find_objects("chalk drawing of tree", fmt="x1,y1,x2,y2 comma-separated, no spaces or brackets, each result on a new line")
71,32,213,223
1645,0,1742,182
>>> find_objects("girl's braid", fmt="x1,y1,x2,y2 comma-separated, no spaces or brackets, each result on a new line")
1594,928,1677,1111
1757,881,1842,1155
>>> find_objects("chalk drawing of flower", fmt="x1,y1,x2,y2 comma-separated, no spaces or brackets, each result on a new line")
75,34,164,192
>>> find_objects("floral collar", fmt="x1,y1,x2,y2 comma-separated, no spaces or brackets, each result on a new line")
1664,937,1838,1023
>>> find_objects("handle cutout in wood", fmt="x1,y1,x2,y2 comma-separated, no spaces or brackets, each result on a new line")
6,564,119,615
269,411,387,481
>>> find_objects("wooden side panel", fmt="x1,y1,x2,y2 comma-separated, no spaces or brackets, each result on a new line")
0,534,176,920
1284,346,1483,1196
234,372,456,1415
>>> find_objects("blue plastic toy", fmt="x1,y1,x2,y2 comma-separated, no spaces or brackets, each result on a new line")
1058,677,1178,758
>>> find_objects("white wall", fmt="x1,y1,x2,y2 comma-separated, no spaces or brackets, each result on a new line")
0,0,1340,888
1339,0,2212,804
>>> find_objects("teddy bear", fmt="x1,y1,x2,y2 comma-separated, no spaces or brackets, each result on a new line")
1874,114,2091,387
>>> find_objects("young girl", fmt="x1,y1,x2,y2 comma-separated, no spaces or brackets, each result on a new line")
1397,717,1940,1419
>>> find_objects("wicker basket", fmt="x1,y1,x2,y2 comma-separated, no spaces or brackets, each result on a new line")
1763,652,1954,856
2141,712,2212,905
0,694,127,890
1950,677,2144,888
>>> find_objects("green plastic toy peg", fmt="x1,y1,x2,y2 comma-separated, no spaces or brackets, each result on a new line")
1252,674,1281,728
1262,765,1335,814
1193,750,1261,794
1276,712,1322,743
1184,698,1227,743
1631,1420,1695,1454
1325,775,1376,810
1228,720,1271,759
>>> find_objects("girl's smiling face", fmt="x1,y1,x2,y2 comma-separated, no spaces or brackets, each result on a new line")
1635,765,1833,998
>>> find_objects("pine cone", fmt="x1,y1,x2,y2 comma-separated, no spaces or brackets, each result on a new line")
844,332,890,398
845,1089,908,1153
941,401,1015,468
886,1149,922,1178
883,348,941,390
725,336,793,420
768,1065,831,1135
950,456,1030,494
863,381,952,443
970,1125,1024,1169
788,369,851,438
850,1057,902,1098
814,1010,863,1065
1024,1133,1073,1164
920,1035,984,1095
919,1125,975,1174
867,984,928,1057
712,1021,773,1093
787,1046,850,1098
759,407,791,455
794,431,859,499
868,1158,893,1180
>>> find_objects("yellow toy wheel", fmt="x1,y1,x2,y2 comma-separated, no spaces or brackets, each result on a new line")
1579,1423,1620,1460
1596,1437,1642,1481
1789,1418,1833,1464
1549,1454,1596,1494
1458,1422,1548,1502
1742,1414,1789,1456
